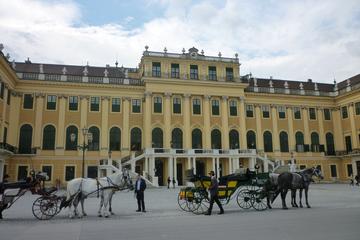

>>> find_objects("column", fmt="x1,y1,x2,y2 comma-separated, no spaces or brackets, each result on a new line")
56,95,66,155
144,92,152,148
212,158,216,172
203,95,211,149
164,93,172,148
149,157,155,177
187,157,191,170
173,158,178,186
192,157,196,174
100,96,110,155
221,96,229,149
33,93,44,149
7,92,21,146
302,107,310,145
168,157,173,182
255,104,264,151
287,106,295,151
271,105,280,152
317,107,325,146
332,108,344,151
122,97,130,152
235,158,240,170
348,103,359,149
183,94,191,149
228,157,232,174
239,97,247,149
144,157,149,173
216,158,220,177
263,158,269,172
249,157,255,170
79,96,89,145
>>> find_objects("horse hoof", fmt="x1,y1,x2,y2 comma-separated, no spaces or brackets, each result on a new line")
105,215,109,218
307,205,311,208
98,214,102,217
282,207,288,210
111,212,115,215
300,205,303,208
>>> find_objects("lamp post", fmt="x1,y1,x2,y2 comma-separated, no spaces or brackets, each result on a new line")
70,127,93,178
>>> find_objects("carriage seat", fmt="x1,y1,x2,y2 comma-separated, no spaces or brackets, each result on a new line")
36,186,57,195
0,180,33,194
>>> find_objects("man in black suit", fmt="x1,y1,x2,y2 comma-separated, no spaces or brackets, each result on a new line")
134,174,147,212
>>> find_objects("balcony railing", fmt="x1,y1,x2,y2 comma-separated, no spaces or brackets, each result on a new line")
0,142,17,154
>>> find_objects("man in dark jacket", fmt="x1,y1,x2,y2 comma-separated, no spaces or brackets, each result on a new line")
204,170,224,215
134,174,147,212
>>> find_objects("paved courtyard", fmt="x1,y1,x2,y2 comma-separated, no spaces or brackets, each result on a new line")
0,184,360,240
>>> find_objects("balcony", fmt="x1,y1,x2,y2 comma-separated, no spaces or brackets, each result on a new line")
0,142,17,154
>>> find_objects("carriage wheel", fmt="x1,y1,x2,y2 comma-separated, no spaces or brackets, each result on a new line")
190,198,209,215
236,188,252,209
251,189,268,211
188,190,209,215
177,192,190,212
32,197,58,220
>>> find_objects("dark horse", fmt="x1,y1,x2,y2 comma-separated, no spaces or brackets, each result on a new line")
277,167,323,209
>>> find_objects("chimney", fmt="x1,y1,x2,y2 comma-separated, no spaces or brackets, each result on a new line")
307,79,312,83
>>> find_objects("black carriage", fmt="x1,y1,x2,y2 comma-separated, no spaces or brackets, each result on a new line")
0,171,64,220
178,169,269,214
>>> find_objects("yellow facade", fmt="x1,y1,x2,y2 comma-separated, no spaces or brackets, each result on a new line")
0,47,359,187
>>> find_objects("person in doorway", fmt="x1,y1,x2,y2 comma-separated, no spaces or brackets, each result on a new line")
2,174,9,183
204,170,224,215
134,174,147,212
172,177,176,188
167,176,171,189
355,175,359,186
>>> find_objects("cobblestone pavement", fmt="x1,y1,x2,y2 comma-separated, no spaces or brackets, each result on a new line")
1,184,360,240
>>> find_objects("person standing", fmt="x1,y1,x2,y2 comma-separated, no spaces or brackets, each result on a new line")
167,176,171,189
204,170,224,215
172,177,176,188
134,174,147,212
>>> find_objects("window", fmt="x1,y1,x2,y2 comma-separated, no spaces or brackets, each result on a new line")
154,96,162,113
19,124,32,154
69,96,78,111
46,95,57,110
246,105,254,117
226,68,234,81
109,127,121,151
17,165,28,181
112,98,121,112
42,166,52,181
132,99,141,113
326,133,335,155
279,131,289,152
229,130,239,149
309,108,316,120
172,128,183,149
193,99,201,114
42,125,55,150
3,127,7,144
208,66,217,80
152,62,161,77
212,99,220,115
7,89,11,105
65,125,78,150
278,106,286,119
152,128,163,148
262,105,270,118
345,136,352,153
173,97,181,114
229,100,237,116
247,131,256,149
347,164,353,177
311,132,320,152
190,65,198,79
295,132,305,152
90,97,100,111
65,166,75,181
330,165,337,178
171,63,180,78
23,94,34,109
0,82,4,98
130,127,142,151
211,129,222,149
192,129,202,149
323,108,331,120
293,107,301,119
87,166,98,178
263,131,273,152
342,106,348,119
88,126,100,151
355,102,360,115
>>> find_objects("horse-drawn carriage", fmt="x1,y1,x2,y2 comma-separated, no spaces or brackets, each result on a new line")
178,169,269,214
0,171,64,220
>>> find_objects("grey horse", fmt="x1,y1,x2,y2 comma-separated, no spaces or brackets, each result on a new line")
274,167,323,209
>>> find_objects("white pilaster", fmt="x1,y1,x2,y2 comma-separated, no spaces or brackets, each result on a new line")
216,158,220,177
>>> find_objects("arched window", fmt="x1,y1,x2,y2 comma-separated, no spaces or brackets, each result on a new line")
171,128,183,149
247,130,256,149
152,128,163,148
211,129,222,149
192,129,202,149
131,128,142,151
279,131,289,152
109,127,121,151
263,131,273,152
229,130,239,149
66,125,78,150
295,131,304,152
88,126,100,151
311,132,320,152
42,125,55,150
19,124,32,154
326,132,335,155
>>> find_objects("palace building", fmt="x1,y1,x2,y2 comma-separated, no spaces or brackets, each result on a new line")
0,46,359,187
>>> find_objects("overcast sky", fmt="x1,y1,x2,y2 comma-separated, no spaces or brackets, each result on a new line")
0,0,359,83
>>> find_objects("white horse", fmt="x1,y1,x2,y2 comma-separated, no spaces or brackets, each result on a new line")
63,170,133,218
